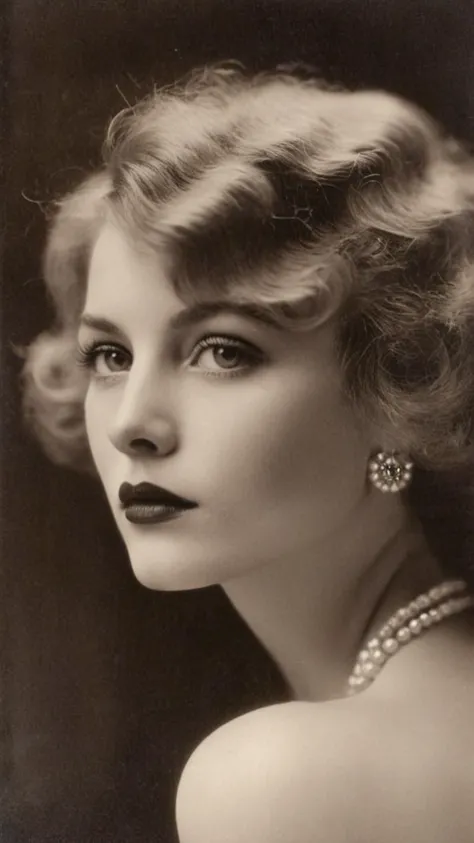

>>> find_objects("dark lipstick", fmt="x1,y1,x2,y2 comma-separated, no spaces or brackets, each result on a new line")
118,482,197,525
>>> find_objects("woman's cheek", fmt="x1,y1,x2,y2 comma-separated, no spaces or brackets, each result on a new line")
249,387,367,510
84,389,111,470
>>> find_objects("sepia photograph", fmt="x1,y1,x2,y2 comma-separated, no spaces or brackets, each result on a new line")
2,1,474,840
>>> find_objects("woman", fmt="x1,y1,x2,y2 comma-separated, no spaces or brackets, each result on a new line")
20,64,474,841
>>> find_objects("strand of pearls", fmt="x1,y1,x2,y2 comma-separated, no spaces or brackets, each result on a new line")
347,579,474,696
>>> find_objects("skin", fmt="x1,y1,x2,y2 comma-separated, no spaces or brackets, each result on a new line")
79,216,448,702
81,216,474,840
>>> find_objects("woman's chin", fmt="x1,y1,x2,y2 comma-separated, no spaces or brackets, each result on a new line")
126,552,222,592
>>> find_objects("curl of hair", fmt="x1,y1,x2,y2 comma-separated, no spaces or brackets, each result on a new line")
19,172,110,472
20,63,474,582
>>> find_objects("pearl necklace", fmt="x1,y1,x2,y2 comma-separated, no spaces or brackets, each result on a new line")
347,579,474,695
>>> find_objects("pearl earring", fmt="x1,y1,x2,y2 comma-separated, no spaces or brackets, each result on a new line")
368,451,414,493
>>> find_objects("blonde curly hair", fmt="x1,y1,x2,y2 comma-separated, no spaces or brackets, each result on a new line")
19,64,474,578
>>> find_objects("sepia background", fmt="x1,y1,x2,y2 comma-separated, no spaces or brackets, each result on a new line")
2,1,474,840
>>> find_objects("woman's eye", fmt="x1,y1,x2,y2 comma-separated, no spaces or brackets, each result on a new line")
189,335,262,376
75,342,131,376
75,335,262,380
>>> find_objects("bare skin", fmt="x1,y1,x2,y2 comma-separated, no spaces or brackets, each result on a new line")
176,620,474,843
81,218,474,842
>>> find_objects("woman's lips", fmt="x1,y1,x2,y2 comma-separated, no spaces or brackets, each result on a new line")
123,503,192,525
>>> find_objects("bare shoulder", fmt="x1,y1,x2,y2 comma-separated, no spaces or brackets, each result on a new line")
175,698,474,843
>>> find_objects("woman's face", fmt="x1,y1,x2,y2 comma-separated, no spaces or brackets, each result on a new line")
80,219,373,591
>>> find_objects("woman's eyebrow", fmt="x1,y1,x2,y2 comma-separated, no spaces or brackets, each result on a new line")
78,314,127,337
168,302,281,331
79,302,281,335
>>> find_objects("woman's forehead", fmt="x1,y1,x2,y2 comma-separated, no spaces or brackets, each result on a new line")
85,220,238,314
86,219,177,299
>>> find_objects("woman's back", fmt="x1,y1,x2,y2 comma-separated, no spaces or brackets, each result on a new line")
176,613,474,843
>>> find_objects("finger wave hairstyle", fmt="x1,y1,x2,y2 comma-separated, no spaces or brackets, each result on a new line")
20,63,474,585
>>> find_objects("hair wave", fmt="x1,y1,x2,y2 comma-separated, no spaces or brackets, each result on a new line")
19,63,474,582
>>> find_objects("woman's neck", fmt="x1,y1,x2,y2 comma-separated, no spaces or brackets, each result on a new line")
221,494,444,702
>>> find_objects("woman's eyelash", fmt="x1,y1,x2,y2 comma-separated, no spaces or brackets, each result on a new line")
75,341,129,372
189,335,262,375
75,334,263,378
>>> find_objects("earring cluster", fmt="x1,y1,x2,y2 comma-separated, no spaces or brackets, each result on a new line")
368,451,414,493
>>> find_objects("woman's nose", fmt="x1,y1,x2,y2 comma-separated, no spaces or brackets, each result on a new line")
107,377,178,457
